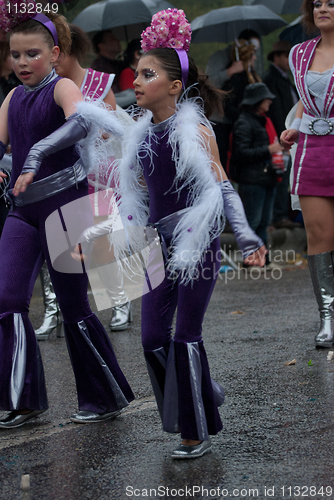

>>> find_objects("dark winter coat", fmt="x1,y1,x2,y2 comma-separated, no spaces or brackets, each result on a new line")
262,64,298,136
229,110,277,188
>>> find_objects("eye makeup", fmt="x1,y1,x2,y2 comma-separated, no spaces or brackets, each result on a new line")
135,68,160,83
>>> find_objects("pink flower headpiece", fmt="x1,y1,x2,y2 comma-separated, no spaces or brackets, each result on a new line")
0,0,58,45
141,9,192,89
141,8,191,52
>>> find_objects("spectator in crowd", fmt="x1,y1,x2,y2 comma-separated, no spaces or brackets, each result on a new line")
206,29,260,90
206,30,261,170
115,38,142,109
91,30,123,93
119,38,142,91
229,83,283,257
263,41,300,229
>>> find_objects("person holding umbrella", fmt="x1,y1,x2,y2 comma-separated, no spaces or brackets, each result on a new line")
206,30,261,169
281,0,334,348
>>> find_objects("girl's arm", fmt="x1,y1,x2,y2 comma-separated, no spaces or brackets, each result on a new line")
200,125,228,181
103,88,116,110
13,79,87,195
101,88,117,140
0,88,14,147
54,77,84,116
280,99,304,149
201,125,266,267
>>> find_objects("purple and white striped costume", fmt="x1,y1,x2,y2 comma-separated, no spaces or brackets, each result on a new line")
290,36,334,196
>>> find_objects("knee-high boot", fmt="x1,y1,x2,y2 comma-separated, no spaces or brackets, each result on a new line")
307,251,334,347
35,261,64,340
96,263,132,331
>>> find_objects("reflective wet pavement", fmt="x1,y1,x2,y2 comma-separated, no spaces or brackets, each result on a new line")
1,266,334,500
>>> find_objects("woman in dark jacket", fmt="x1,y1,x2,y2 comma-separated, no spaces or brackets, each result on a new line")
229,83,283,249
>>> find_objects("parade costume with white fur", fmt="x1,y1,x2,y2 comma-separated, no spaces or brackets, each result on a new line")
113,8,263,449
115,99,225,284
116,96,226,441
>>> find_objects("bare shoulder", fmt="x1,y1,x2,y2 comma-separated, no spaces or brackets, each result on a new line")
198,123,213,136
198,123,217,149
54,77,82,99
54,77,83,116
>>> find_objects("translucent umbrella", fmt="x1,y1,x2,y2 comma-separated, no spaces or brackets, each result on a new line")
191,5,288,44
72,0,174,41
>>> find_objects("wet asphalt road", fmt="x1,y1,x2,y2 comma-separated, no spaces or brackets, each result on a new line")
1,264,334,500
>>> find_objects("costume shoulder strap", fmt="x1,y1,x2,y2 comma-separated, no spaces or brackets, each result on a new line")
81,69,115,102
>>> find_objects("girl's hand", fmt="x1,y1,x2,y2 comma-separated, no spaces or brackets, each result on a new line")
12,172,34,196
0,171,7,183
71,243,87,263
280,129,299,150
243,245,267,267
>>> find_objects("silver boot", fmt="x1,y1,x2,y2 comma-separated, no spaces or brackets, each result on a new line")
35,261,64,340
96,263,132,331
110,302,132,331
308,252,334,348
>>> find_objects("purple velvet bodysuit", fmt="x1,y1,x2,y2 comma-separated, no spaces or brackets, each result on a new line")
139,117,224,441
0,77,134,413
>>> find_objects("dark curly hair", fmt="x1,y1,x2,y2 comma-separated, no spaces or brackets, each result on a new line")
142,48,225,118
301,0,322,35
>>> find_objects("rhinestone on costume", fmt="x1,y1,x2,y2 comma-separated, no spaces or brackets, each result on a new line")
128,215,133,220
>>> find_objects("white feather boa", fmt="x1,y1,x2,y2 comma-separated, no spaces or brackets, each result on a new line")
75,100,124,176
114,100,225,283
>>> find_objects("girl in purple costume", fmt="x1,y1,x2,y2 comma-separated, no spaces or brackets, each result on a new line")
0,10,133,429
116,9,266,459
281,0,334,348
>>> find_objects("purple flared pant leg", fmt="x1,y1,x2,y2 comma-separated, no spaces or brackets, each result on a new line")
142,237,224,441
0,215,48,410
0,186,134,412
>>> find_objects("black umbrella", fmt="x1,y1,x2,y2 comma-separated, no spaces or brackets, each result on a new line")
191,5,287,44
243,0,303,15
72,0,174,41
279,16,319,45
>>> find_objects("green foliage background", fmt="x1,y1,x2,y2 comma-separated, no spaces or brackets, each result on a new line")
64,0,300,75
